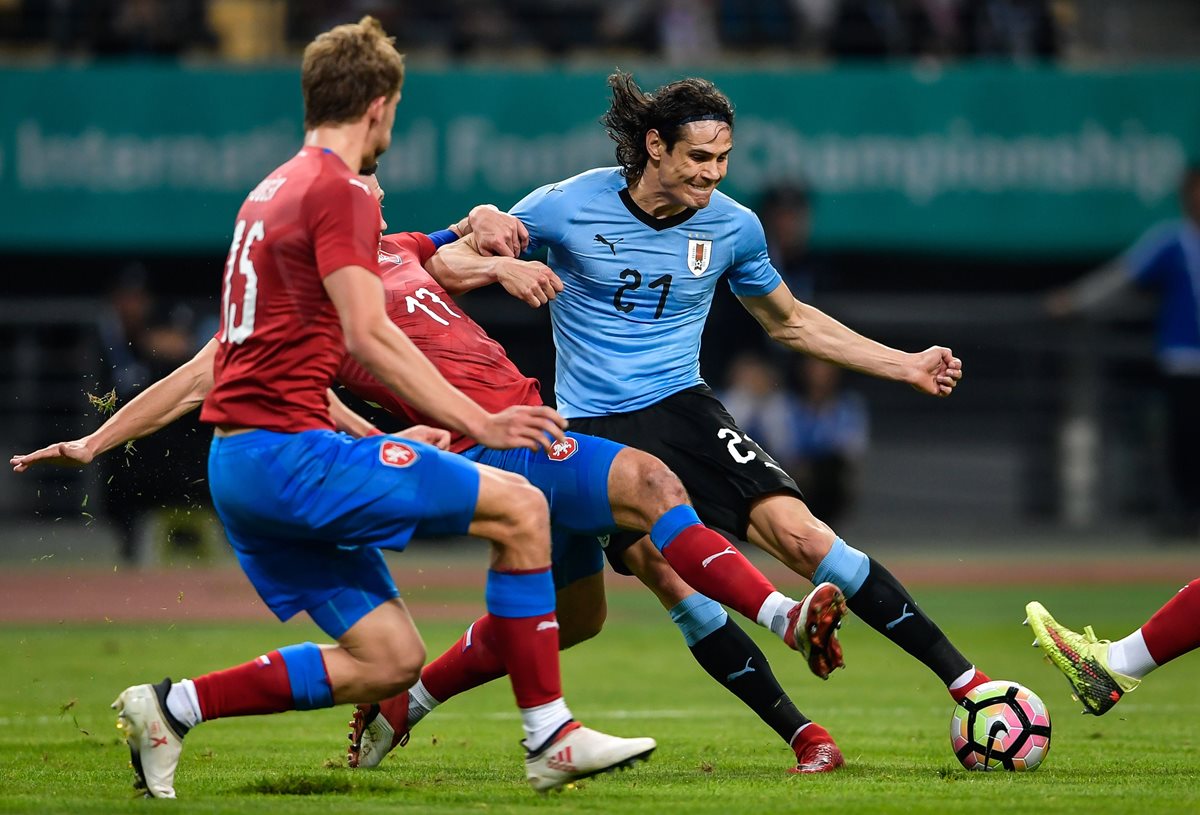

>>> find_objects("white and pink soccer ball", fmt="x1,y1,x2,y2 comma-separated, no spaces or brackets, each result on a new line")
950,681,1051,771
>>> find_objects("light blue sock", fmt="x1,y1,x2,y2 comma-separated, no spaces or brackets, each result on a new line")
669,594,728,647
812,537,870,599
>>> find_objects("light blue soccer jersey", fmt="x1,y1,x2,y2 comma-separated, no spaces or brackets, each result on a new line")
510,167,782,418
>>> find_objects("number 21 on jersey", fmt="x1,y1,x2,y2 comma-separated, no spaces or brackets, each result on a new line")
220,219,264,345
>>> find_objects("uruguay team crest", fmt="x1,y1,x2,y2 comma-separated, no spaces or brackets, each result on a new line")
379,440,418,468
547,437,579,461
686,238,713,275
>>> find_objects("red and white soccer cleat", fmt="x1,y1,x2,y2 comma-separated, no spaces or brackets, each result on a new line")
347,694,411,769
523,721,656,792
788,724,846,774
784,582,848,680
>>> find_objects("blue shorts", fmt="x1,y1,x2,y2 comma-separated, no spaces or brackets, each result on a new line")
462,431,622,590
208,429,480,638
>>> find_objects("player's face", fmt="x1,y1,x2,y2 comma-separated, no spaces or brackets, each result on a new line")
365,174,387,233
365,92,401,166
656,121,732,210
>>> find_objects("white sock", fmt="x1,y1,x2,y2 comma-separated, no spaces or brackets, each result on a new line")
948,666,978,692
757,591,797,640
406,679,439,729
1106,630,1159,680
521,698,572,751
165,678,202,729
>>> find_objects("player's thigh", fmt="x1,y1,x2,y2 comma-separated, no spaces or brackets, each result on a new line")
463,433,622,535
465,462,550,545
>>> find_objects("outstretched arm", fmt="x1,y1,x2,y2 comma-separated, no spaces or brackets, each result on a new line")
426,234,562,307
1045,259,1130,318
10,338,218,472
738,283,962,397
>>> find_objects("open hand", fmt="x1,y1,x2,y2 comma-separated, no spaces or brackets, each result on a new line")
496,259,563,307
11,439,95,473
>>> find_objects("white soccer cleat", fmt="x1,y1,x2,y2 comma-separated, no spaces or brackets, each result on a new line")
524,722,656,792
112,681,186,799
347,699,410,769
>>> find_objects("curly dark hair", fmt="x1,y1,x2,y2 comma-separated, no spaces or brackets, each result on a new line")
601,71,735,184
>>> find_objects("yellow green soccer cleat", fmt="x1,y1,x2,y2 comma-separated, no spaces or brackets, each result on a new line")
1024,601,1140,715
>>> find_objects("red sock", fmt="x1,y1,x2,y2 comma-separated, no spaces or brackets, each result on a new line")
948,668,991,703
486,612,563,708
420,616,508,703
660,525,776,621
1141,578,1200,666
791,722,834,753
192,651,294,721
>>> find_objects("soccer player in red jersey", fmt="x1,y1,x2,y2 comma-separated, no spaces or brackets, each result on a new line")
16,17,656,798
13,172,847,775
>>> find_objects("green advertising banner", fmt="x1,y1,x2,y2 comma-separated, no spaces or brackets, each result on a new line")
0,64,1197,256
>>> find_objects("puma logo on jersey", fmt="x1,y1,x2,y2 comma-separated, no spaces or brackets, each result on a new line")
701,546,738,568
594,234,624,255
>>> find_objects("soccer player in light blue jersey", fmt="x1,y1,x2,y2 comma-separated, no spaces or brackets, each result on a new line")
501,71,996,716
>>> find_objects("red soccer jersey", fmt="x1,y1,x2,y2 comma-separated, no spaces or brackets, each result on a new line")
336,232,542,452
201,149,381,433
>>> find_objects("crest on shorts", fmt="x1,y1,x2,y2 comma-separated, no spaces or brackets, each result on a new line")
686,238,713,276
379,440,418,468
547,437,579,462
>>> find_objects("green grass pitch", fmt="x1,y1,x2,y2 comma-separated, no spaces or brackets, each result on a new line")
2,582,1197,814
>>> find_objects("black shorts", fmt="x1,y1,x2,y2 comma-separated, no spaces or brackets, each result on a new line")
568,385,803,575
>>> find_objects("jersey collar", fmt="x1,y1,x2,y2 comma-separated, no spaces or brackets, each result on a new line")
619,187,698,232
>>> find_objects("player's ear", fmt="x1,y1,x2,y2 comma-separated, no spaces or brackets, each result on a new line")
645,129,664,162
365,94,390,125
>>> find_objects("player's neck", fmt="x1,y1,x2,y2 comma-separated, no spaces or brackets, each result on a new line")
303,126,369,174
626,178,688,220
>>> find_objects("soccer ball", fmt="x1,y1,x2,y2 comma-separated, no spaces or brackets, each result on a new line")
950,681,1051,771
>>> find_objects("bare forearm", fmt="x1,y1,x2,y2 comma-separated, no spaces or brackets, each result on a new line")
426,237,500,294
85,343,215,456
767,302,909,381
327,388,380,438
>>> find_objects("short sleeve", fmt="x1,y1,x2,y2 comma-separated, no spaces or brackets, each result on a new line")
727,209,783,298
398,232,437,265
510,182,566,256
306,175,382,279
1124,222,1179,287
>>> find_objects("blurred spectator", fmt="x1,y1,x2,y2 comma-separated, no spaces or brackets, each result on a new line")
828,0,905,59
789,357,869,527
1046,166,1200,537
97,265,209,561
720,352,797,456
959,0,1060,60
758,183,822,302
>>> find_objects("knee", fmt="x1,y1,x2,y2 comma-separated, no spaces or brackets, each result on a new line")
495,483,551,552
634,454,690,520
766,504,838,574
363,643,426,699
